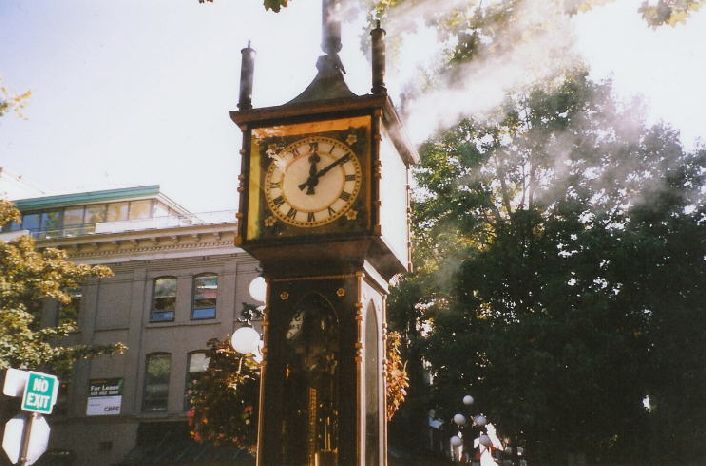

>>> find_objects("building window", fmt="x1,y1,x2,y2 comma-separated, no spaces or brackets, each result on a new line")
21,213,40,232
151,277,177,322
106,202,129,222
58,288,82,325
40,210,63,232
129,200,152,220
1,220,20,232
191,274,217,320
184,352,210,409
143,353,171,412
63,206,85,227
84,205,107,224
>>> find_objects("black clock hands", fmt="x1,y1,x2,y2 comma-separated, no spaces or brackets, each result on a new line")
315,153,351,178
299,152,352,194
298,144,321,194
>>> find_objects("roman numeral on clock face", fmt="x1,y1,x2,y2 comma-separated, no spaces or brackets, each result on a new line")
273,196,285,207
344,174,357,181
339,191,352,201
286,207,297,219
307,212,316,223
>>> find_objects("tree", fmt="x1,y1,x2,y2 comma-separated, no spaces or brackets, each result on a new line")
188,336,260,451
388,72,706,463
638,0,706,27
370,0,706,34
0,77,30,119
0,200,126,375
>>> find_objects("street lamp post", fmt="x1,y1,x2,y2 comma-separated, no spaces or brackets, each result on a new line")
448,394,505,466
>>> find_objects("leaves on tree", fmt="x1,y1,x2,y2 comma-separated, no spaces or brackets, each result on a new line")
0,200,126,375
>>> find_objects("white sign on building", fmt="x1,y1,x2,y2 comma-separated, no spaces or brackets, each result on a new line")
86,378,123,416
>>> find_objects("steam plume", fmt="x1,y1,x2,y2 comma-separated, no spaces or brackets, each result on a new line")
380,0,582,145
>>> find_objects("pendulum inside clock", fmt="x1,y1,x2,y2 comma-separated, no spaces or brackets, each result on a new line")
283,294,340,466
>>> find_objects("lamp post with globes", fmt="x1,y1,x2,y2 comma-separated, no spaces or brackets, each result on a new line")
230,277,267,366
448,394,505,465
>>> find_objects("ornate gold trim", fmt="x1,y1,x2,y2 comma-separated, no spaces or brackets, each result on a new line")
268,273,357,282
355,271,364,466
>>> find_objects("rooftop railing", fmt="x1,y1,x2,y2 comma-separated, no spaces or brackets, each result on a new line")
28,210,237,241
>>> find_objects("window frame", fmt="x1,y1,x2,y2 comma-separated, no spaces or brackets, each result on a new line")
142,352,172,412
21,213,40,232
62,206,85,227
150,277,177,322
40,209,63,232
184,351,210,410
84,204,107,224
190,273,218,320
129,199,154,220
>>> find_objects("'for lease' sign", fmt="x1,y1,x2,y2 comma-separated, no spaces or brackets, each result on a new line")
86,378,123,416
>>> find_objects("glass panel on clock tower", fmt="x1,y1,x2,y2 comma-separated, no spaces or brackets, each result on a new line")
365,302,381,466
283,294,340,466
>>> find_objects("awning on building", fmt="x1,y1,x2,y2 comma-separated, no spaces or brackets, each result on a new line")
116,421,254,466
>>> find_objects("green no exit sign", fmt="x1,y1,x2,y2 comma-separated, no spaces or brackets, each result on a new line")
21,372,59,414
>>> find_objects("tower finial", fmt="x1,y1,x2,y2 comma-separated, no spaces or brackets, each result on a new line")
322,0,343,57
238,41,256,110
371,20,386,94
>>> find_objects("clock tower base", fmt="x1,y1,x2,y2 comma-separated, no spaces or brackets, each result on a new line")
257,263,389,466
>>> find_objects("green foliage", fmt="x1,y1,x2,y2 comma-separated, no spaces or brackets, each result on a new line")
370,0,705,30
0,200,126,375
385,331,409,420
0,77,31,119
188,336,260,451
389,73,706,463
638,0,706,27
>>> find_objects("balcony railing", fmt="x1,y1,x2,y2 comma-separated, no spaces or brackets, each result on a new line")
28,210,237,240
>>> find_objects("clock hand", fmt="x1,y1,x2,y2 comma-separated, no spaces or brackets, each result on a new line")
298,148,321,194
314,153,351,179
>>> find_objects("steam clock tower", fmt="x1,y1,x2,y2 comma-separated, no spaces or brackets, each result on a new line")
230,2,418,464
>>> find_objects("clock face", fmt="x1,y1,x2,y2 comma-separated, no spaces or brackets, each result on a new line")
264,136,362,228
244,115,372,242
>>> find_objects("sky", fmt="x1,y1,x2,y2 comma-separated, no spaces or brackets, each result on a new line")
1,0,705,213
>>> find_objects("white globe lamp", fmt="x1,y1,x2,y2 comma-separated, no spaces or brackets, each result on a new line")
231,327,261,355
248,277,267,303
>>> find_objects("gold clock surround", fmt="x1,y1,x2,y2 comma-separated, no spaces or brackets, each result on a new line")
263,135,363,228
245,115,372,242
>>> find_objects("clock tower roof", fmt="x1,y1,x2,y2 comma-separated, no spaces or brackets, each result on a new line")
230,93,419,166
287,54,356,105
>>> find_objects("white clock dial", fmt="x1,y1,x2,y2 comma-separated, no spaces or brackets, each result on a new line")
264,135,362,228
